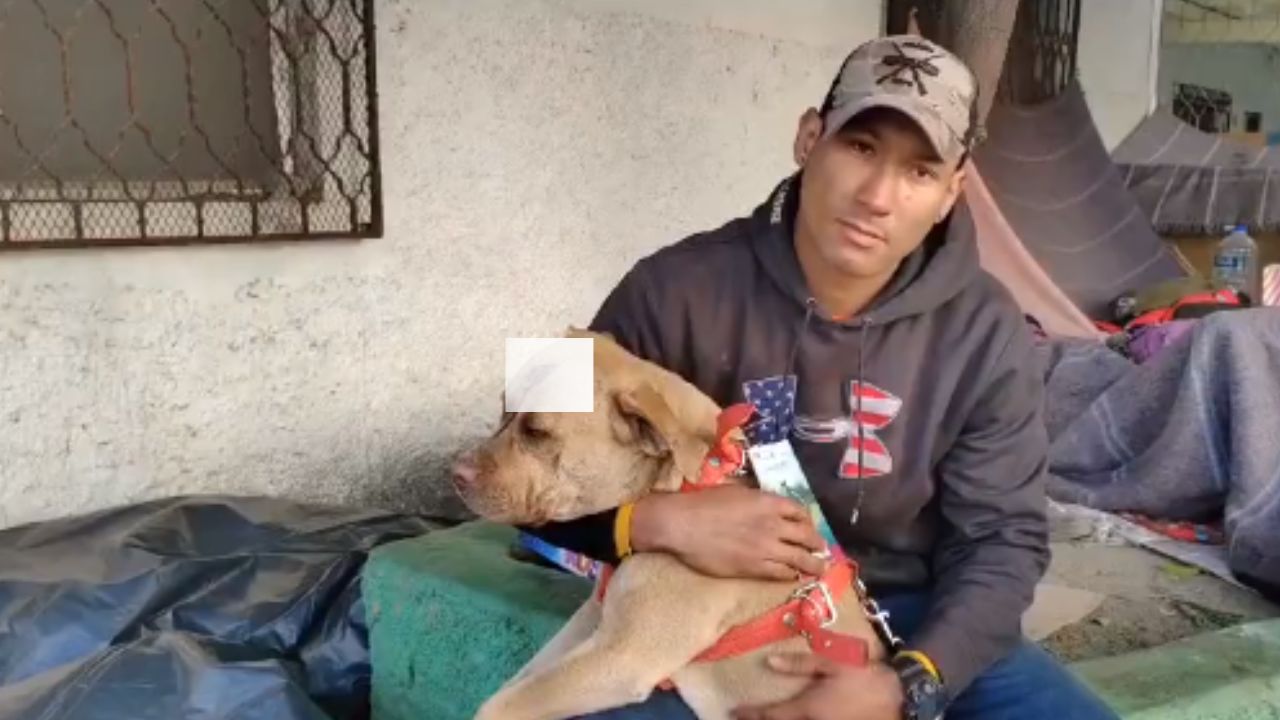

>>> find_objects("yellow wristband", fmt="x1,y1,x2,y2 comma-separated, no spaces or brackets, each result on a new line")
895,650,941,682
614,502,636,559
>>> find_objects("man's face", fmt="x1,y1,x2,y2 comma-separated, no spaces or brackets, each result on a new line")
793,107,966,281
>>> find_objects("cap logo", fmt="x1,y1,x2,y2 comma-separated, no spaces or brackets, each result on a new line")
875,40,942,96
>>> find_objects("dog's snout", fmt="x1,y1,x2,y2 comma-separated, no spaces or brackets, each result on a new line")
451,453,479,488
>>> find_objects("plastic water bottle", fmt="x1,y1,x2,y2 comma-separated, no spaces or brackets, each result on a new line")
1212,224,1259,301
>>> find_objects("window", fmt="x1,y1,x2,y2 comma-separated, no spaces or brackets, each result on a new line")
1172,82,1233,133
0,0,382,249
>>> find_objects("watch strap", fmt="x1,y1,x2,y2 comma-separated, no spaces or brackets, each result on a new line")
891,652,947,720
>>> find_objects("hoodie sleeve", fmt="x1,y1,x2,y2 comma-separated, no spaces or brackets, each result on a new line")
908,321,1051,699
517,263,669,564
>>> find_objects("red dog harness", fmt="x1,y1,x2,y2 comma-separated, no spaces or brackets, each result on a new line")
595,403,870,681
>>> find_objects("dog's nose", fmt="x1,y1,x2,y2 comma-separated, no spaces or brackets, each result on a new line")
451,454,478,489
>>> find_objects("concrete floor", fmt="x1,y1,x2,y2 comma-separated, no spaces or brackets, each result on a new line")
1025,536,1278,663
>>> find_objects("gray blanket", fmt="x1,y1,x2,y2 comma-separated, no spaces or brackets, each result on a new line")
1039,308,1280,594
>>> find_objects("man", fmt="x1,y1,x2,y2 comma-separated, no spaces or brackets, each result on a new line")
528,35,1120,720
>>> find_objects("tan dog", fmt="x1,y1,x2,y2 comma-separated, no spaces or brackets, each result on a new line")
451,329,885,720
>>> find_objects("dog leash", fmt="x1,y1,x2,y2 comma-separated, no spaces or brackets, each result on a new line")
515,531,608,580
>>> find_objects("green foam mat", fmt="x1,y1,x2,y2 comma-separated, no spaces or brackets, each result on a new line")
364,519,1280,719
364,521,593,720
1072,618,1280,719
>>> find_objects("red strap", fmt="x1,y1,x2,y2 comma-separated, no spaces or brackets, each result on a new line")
597,557,868,671
600,403,870,679
689,558,867,667
687,403,755,491
1126,306,1174,330
1126,289,1243,330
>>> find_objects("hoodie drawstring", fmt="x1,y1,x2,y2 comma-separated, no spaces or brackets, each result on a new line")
784,298,817,381
786,300,871,527
778,299,870,525
764,298,816,445
851,317,869,526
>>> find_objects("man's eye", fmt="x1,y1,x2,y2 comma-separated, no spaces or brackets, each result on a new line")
911,165,938,181
850,139,875,155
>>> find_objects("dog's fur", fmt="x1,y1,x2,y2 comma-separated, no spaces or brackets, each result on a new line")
451,329,885,720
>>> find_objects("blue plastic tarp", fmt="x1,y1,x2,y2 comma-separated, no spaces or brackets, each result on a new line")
0,495,434,720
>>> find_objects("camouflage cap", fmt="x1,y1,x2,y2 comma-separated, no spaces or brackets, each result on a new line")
821,35,979,165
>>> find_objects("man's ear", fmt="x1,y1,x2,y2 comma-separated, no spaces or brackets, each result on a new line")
612,382,705,490
794,108,824,167
906,7,923,36
937,164,967,222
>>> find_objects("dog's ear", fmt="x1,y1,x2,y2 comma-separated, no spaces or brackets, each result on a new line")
564,325,615,342
613,382,705,491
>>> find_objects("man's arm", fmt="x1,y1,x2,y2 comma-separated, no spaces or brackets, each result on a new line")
518,258,827,580
906,324,1052,699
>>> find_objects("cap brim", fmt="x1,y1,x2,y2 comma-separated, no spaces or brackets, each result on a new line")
822,95,963,165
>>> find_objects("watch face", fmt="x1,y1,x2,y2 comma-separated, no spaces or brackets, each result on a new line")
908,678,946,720
895,660,946,720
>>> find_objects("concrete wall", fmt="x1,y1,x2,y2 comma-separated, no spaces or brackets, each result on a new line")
1076,0,1162,150
1161,0,1280,44
0,0,883,529
1157,42,1280,136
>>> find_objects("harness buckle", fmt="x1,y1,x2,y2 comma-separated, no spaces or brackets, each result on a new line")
727,434,751,477
790,579,839,629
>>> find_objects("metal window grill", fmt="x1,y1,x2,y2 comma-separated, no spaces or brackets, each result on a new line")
998,0,1081,104
1173,82,1234,132
0,0,382,250
885,0,1082,104
1160,0,1280,136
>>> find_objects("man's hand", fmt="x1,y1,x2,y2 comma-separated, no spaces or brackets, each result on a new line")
630,485,826,580
731,653,904,720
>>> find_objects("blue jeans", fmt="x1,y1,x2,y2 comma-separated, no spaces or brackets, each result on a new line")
575,592,1119,719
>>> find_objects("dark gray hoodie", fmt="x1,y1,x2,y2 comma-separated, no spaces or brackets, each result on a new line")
530,173,1051,697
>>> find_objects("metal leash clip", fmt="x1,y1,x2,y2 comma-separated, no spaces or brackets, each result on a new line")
854,576,904,653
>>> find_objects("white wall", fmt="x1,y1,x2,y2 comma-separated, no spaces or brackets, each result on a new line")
1158,42,1280,135
0,0,883,529
1076,0,1162,150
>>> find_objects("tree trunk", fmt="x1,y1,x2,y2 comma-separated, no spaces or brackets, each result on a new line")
936,0,1022,128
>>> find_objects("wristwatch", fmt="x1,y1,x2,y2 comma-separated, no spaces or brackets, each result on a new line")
890,653,947,720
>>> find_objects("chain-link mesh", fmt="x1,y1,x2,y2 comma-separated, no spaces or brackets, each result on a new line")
0,0,381,249
1159,0,1280,137
885,0,1081,105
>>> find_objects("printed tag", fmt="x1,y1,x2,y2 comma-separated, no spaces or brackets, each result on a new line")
747,440,840,549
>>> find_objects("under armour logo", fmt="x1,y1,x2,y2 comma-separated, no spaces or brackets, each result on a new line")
876,40,941,96
793,381,903,480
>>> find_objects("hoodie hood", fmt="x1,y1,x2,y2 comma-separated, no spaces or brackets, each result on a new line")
749,173,981,326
